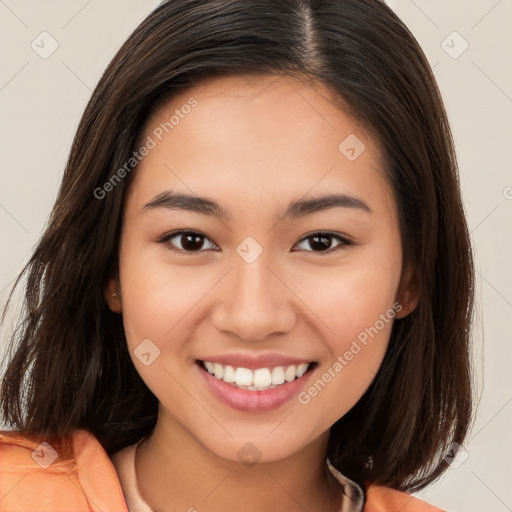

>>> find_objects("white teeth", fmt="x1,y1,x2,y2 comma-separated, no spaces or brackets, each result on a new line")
213,363,224,379
271,366,285,385
253,368,272,388
235,367,253,386
284,365,297,382
296,363,308,377
201,361,311,391
223,365,236,383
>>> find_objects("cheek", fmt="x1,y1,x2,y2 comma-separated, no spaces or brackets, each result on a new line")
291,249,401,424
294,303,396,435
118,235,212,348
297,246,401,343
117,242,209,410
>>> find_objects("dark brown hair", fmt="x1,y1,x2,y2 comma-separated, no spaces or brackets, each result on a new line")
1,0,474,492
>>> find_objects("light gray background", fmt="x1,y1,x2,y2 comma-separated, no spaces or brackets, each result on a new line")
0,1,511,511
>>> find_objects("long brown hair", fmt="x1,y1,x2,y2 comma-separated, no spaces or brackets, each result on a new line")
1,0,474,492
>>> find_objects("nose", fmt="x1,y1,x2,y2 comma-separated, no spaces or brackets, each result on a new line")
211,251,297,342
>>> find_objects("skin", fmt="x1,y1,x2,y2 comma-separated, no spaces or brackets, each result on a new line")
106,74,418,512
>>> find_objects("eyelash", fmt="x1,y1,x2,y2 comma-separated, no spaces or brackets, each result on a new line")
156,230,353,255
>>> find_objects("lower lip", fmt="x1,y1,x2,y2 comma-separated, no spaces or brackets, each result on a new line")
196,363,315,413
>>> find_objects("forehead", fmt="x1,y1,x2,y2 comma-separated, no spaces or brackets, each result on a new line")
128,74,392,218
146,73,372,152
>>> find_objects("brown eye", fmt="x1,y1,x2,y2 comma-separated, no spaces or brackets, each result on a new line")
294,232,351,253
159,231,218,253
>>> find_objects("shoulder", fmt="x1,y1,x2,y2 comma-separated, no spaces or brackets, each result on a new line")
364,483,446,512
0,429,127,511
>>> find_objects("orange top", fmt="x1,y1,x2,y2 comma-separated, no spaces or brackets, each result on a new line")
0,429,445,511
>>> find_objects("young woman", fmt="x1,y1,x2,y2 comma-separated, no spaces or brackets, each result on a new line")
0,1,474,511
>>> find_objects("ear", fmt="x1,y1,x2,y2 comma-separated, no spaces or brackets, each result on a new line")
105,276,122,313
395,264,419,319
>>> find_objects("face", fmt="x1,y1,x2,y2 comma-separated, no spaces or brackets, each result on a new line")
107,74,414,463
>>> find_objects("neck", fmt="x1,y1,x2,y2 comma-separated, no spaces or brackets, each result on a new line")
135,412,343,512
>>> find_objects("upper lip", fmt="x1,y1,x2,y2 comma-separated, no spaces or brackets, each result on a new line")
197,353,314,370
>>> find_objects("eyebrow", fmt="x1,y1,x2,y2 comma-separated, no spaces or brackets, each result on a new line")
142,190,371,221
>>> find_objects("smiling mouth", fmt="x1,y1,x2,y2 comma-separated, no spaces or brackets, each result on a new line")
197,360,317,392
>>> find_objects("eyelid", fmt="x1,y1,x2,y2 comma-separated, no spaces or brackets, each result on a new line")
156,229,353,254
